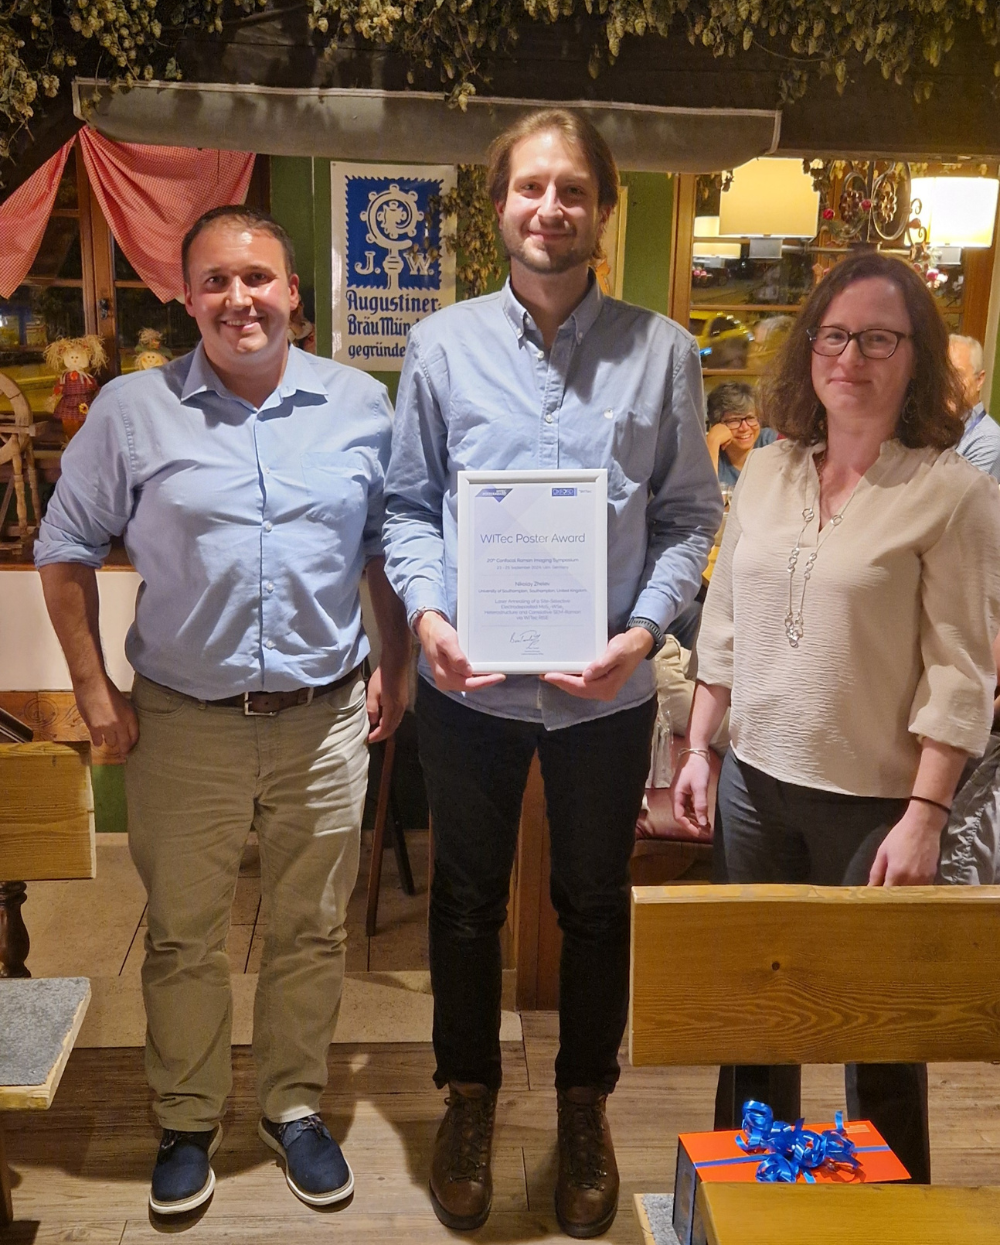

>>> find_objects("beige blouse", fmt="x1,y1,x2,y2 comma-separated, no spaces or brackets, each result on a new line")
696,438,1000,797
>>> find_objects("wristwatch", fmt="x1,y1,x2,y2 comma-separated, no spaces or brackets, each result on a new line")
626,616,666,659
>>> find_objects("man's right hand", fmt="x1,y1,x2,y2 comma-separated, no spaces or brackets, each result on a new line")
416,611,506,693
74,676,139,759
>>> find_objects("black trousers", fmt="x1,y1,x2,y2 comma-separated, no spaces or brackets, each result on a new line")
416,680,657,1094
713,751,931,1184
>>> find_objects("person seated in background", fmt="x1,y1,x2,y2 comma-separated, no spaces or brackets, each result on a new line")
949,333,1000,481
705,381,777,487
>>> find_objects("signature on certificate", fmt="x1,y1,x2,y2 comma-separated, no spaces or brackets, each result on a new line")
510,629,543,656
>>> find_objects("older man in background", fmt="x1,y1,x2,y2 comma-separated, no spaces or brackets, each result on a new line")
950,333,1000,481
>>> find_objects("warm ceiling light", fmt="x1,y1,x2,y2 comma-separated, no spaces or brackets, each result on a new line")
909,177,999,249
719,158,821,238
693,215,742,259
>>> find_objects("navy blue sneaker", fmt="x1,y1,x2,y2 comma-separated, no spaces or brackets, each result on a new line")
259,1114,354,1206
149,1124,222,1215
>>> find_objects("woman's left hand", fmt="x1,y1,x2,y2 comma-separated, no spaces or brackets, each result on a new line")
868,802,947,887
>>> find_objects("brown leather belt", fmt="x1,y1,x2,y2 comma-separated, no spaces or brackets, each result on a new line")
205,665,363,716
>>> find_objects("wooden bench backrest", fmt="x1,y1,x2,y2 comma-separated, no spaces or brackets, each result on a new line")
0,743,95,880
629,884,1000,1066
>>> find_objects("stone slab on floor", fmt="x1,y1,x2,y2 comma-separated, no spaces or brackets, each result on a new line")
640,1194,681,1245
0,977,90,1087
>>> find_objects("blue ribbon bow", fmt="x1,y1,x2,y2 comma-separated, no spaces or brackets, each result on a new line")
737,1100,860,1184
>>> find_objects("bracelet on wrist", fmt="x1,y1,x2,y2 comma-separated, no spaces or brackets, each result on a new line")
678,747,711,761
908,794,952,818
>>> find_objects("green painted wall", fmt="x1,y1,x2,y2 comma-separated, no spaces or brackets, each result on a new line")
620,172,674,317
270,159,677,398
92,764,127,833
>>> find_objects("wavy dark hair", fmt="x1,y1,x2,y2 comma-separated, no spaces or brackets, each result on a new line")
759,250,965,450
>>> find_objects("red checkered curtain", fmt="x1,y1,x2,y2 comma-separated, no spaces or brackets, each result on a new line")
78,130,255,302
0,140,75,298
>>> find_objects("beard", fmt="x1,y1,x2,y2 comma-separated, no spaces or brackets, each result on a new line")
500,216,601,275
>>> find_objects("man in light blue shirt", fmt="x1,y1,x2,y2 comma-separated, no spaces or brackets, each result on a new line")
950,333,1000,481
383,109,721,1238
35,206,409,1216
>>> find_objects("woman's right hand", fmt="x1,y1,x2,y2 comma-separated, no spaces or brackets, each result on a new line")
706,423,734,455
672,750,713,836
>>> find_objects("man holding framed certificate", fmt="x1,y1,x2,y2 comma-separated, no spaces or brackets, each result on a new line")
383,109,721,1238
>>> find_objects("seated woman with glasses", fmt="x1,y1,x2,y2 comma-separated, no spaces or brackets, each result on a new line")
705,382,777,486
673,250,1000,1185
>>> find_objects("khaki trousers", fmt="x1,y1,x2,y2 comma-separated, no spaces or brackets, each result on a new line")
125,672,369,1131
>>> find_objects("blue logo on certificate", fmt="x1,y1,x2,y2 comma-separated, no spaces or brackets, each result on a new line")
478,487,512,501
551,487,578,497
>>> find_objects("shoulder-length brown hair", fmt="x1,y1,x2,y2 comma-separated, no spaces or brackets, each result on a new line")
760,250,965,450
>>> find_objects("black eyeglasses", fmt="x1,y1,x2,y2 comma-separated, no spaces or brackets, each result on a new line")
721,415,759,431
808,326,913,360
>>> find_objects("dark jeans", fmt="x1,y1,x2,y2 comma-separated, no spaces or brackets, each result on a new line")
713,751,930,1183
416,679,657,1095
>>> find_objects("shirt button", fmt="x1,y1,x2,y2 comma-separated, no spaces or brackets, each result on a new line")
536,348,545,360
266,581,274,593
604,408,614,420
263,520,273,532
577,333,583,343
265,639,276,650
545,414,554,424
263,466,271,475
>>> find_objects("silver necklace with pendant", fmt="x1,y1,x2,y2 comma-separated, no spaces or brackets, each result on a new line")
784,455,854,648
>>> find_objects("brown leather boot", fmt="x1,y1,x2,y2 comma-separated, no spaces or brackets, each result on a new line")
429,1081,497,1230
555,1086,619,1239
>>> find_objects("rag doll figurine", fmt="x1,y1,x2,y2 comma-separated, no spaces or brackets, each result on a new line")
45,335,107,442
133,328,170,370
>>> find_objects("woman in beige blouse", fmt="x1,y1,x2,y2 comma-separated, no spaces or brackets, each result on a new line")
673,250,1000,1184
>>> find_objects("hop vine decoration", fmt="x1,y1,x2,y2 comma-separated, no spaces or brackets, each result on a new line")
4,2,1000,177
428,164,504,299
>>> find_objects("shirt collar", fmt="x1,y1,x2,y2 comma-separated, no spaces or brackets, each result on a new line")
500,272,604,346
966,401,986,427
180,341,328,408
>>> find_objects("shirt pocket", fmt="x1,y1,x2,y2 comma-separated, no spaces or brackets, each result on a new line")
302,449,373,532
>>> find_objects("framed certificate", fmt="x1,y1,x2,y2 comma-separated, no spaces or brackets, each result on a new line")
457,469,608,674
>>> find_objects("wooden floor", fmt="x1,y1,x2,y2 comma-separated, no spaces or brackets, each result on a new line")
7,833,1000,1242
6,1036,1000,1243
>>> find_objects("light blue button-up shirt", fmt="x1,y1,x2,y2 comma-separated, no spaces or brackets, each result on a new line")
383,278,722,728
35,343,392,700
956,403,1000,482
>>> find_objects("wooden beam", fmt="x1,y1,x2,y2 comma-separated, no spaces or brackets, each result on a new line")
696,1183,1000,1245
629,884,1000,1066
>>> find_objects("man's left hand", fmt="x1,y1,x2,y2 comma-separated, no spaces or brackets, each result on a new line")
541,627,653,701
367,662,408,742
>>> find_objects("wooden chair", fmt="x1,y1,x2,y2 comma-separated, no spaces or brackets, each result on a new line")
629,884,1000,1244
1,977,91,1225
0,371,42,554
364,735,416,936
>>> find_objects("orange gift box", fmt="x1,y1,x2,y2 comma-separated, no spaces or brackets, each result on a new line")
672,1119,910,1245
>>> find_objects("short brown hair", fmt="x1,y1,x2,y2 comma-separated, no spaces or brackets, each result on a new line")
760,250,965,450
181,205,296,284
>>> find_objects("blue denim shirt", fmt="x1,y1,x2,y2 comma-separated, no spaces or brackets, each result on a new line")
35,343,392,699
383,278,722,728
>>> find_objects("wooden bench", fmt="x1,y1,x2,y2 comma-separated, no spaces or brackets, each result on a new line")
628,884,1000,1243
0,977,91,1225
0,740,95,977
